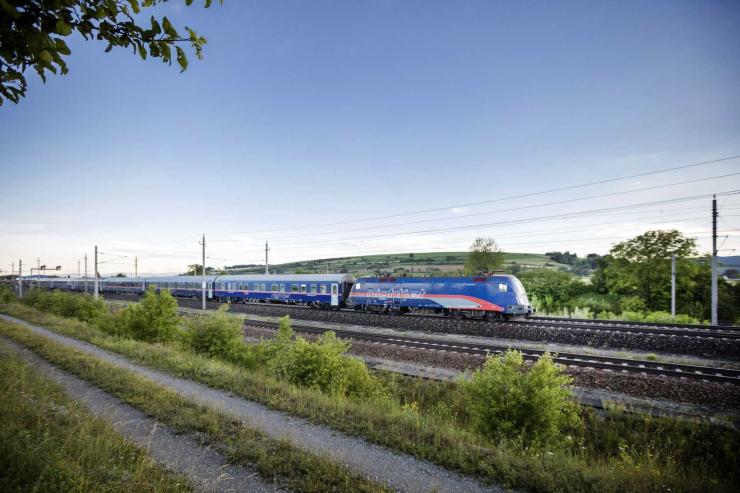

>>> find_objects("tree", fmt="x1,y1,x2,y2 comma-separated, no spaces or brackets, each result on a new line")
0,0,220,105
464,237,505,275
597,230,698,311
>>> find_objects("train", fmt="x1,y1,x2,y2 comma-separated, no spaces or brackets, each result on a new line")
22,272,532,320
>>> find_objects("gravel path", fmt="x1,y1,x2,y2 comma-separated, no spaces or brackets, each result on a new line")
0,335,274,493
0,314,503,493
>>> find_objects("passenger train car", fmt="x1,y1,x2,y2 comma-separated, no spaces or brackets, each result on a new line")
347,274,532,319
211,274,354,309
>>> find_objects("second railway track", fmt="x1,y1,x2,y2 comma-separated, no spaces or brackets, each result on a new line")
243,318,740,385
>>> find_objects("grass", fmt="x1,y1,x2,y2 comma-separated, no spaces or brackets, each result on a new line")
0,319,386,493
0,342,192,493
2,301,739,492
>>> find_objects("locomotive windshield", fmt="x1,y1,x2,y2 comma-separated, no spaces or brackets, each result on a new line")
511,277,529,305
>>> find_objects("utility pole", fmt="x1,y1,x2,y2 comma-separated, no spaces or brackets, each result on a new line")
84,254,88,294
94,245,99,299
671,253,676,317
78,259,81,278
265,241,269,275
201,234,206,310
18,259,22,298
134,256,138,277
711,195,718,325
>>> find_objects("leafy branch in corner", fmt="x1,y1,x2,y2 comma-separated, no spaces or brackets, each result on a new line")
0,0,222,105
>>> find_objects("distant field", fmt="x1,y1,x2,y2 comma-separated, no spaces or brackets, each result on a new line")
226,251,571,276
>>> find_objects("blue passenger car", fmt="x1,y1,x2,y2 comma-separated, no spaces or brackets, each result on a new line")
101,277,147,295
212,274,355,309
347,275,532,319
144,275,217,299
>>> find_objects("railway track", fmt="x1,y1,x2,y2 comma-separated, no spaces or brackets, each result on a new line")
244,319,740,385
529,315,740,332
103,292,740,341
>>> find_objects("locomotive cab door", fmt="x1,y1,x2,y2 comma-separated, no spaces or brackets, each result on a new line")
331,283,339,307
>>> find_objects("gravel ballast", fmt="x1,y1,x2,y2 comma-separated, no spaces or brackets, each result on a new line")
244,324,740,414
0,313,503,493
0,335,273,493
154,296,739,359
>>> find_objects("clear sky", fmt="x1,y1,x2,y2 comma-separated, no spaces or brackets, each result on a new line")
1,0,739,276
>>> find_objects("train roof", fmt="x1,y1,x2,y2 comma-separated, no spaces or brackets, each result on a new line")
215,274,355,283
355,275,519,283
143,275,218,283
102,277,147,282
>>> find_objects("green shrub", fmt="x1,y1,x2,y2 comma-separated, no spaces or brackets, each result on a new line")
20,289,107,324
460,350,580,446
184,304,244,359
113,287,179,342
619,296,646,313
642,311,700,325
0,284,15,303
263,316,382,398
622,310,646,322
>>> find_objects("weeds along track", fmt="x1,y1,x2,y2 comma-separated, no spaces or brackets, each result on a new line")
103,294,740,359
241,318,740,385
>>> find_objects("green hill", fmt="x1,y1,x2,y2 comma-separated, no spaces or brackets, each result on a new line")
224,252,571,277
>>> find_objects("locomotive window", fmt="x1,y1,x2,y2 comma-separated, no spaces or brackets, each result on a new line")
279,284,285,292
300,284,307,293
291,284,299,292
498,283,507,292
271,283,278,292
320,284,327,294
310,284,317,294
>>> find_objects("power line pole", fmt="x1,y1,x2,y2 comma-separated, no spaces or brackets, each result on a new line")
671,253,676,317
18,259,22,298
134,256,138,277
711,195,718,325
265,241,269,275
78,259,81,278
201,234,206,310
94,245,99,299
84,254,88,294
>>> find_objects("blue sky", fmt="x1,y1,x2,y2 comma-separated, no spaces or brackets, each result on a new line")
1,0,739,275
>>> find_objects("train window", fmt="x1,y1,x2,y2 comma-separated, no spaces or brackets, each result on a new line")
279,284,285,292
498,283,508,292
320,284,327,294
355,283,361,290
300,284,306,293
271,283,278,292
260,283,267,291
331,284,338,295
310,284,317,294
291,284,299,292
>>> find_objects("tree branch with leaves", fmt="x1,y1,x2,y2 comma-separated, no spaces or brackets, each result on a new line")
0,0,221,105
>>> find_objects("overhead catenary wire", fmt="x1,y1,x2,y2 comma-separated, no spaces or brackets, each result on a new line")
206,154,740,237
265,190,740,248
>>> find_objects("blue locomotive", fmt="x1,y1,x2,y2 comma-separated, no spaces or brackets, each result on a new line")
347,274,532,320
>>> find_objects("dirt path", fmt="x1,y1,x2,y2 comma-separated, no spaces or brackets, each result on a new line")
0,314,503,493
0,335,275,493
